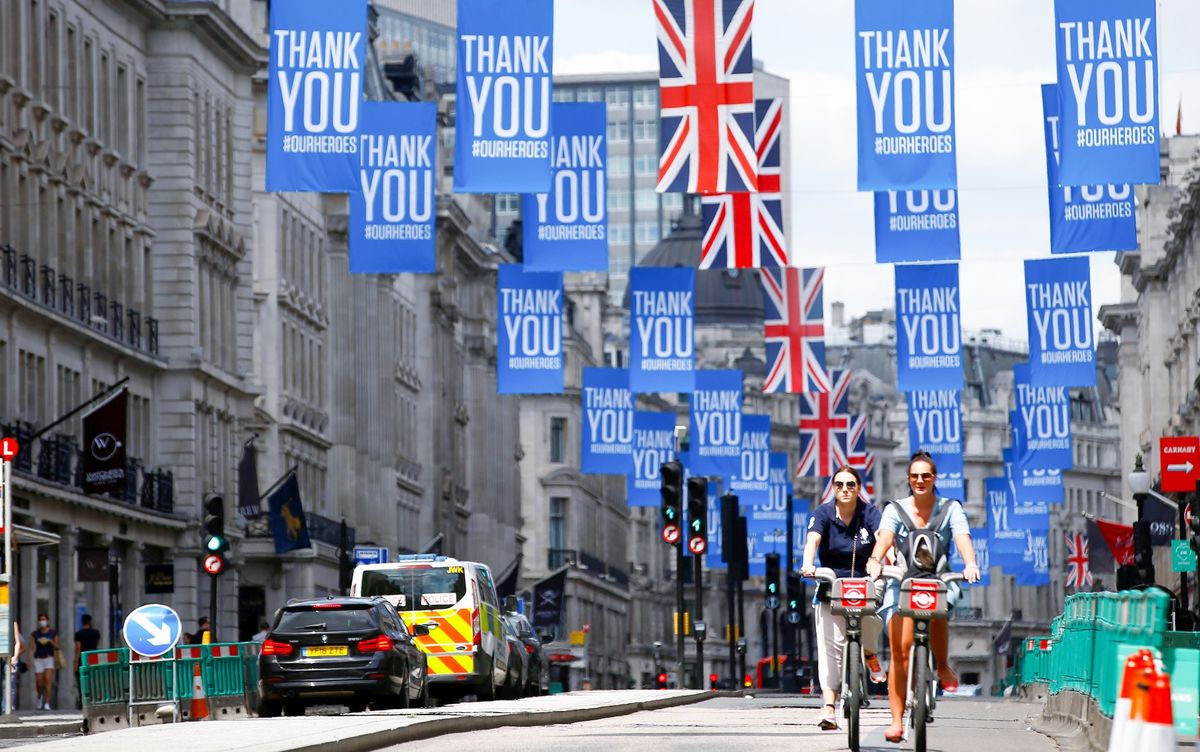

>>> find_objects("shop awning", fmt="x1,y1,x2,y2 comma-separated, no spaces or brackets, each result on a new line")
11,524,60,547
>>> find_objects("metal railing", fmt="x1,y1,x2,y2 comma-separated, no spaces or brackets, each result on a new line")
0,244,159,356
547,548,629,588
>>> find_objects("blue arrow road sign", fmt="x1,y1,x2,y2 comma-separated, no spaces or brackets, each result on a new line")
353,547,389,566
122,604,182,658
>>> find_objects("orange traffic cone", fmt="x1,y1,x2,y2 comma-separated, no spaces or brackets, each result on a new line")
1107,650,1155,752
189,661,209,720
1131,674,1177,750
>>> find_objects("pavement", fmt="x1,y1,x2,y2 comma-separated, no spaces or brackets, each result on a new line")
0,711,83,742
13,690,716,752
394,695,1060,752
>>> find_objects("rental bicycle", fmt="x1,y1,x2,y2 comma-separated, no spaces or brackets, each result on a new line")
812,567,882,752
879,564,964,752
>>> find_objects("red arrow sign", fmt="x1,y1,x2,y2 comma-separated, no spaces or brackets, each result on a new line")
0,437,18,461
688,536,707,555
1161,436,1200,492
662,525,680,545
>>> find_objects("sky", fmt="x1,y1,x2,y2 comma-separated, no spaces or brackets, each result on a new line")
552,0,1200,340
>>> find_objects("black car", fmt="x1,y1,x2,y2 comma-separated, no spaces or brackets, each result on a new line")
257,596,429,716
506,613,547,696
500,616,528,699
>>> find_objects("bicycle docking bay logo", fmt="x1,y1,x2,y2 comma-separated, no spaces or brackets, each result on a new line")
841,580,868,608
908,581,939,611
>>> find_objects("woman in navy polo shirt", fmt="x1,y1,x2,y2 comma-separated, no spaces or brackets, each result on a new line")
800,465,884,730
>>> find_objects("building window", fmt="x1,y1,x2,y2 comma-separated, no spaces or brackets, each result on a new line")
549,496,568,567
607,120,629,142
610,224,631,244
550,417,567,463
608,158,630,178
633,85,657,108
496,193,520,213
608,190,630,211
552,88,575,102
605,87,629,106
577,87,603,103
661,192,683,209
633,119,656,142
635,153,657,177
634,188,658,211
635,222,659,244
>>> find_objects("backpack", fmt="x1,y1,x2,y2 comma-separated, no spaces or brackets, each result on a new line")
886,498,960,577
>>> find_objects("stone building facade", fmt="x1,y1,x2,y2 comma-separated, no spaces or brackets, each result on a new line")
1101,134,1200,595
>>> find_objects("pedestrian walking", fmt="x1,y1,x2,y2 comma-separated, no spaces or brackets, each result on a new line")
73,614,101,709
186,616,210,645
251,620,270,643
27,614,60,711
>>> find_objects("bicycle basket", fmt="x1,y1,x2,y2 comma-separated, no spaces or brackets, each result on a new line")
897,578,950,619
829,577,878,616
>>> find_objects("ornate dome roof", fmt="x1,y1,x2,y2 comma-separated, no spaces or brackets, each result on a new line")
627,211,764,326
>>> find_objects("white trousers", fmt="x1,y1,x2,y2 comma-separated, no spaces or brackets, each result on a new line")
813,601,882,693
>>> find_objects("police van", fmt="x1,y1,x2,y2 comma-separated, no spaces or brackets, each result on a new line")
350,555,508,701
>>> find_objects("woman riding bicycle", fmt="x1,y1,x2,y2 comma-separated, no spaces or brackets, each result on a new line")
800,465,886,731
865,451,980,744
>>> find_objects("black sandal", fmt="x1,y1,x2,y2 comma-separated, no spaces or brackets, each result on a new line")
818,704,838,730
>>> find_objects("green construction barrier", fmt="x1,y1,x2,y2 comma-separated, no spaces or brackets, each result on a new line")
80,642,260,709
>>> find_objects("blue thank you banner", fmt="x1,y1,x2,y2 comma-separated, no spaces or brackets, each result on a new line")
581,368,632,474
1054,0,1159,185
906,390,963,499
1040,85,1136,254
349,102,437,273
950,528,990,587
627,411,678,507
1015,531,1051,586
729,414,771,505
874,190,960,263
705,482,725,569
522,102,607,271
1012,363,1073,469
855,0,957,190
454,0,553,193
1024,256,1096,387
987,476,1027,563
746,497,787,578
267,0,366,192
689,370,743,478
497,264,563,393
895,262,963,392
629,267,695,393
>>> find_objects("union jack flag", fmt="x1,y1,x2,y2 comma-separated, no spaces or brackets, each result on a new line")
820,414,873,504
761,267,828,394
797,368,851,478
1065,532,1093,589
655,0,758,194
699,98,787,267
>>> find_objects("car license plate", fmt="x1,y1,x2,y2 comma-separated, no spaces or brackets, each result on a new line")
303,645,348,657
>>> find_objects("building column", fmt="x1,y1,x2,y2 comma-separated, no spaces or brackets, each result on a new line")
93,536,113,650
55,527,77,711
120,541,144,618
17,544,36,711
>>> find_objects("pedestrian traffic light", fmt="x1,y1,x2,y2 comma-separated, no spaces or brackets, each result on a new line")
786,571,803,614
765,553,781,608
686,476,708,554
660,460,683,546
656,671,668,689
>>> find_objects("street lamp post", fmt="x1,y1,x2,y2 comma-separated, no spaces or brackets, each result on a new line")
1128,455,1154,588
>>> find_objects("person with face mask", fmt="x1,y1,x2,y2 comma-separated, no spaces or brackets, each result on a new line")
27,614,59,711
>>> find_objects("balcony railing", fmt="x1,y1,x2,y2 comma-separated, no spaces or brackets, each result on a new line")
547,548,629,589
247,510,355,549
0,244,159,356
1,419,175,515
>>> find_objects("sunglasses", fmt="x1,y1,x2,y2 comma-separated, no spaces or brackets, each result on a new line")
833,481,858,489
909,472,934,481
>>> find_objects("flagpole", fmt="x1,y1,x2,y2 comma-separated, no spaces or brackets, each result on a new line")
256,465,299,504
28,377,130,444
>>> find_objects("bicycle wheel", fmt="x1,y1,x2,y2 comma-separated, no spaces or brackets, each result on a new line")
845,642,862,751
911,642,929,752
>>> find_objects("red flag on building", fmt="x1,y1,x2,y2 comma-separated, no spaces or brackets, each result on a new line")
1090,517,1135,569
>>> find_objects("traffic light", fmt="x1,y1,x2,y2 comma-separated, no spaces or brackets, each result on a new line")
203,495,227,552
765,553,781,608
656,672,669,689
686,477,708,554
709,672,719,690
786,571,803,614
660,460,683,546
1132,519,1155,586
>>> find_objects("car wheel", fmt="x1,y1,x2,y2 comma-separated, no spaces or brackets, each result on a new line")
283,701,306,717
346,697,368,714
419,676,432,708
258,699,282,718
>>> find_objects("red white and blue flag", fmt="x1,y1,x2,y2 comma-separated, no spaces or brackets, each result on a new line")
761,267,828,394
700,98,787,267
1065,532,1093,589
820,414,873,504
797,368,851,478
655,0,758,194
